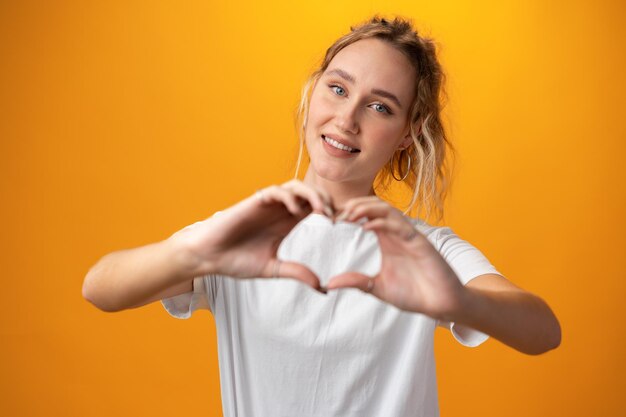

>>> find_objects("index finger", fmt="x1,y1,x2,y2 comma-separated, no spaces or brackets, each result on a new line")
284,180,334,216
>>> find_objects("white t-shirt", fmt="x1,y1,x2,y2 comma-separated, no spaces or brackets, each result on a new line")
162,213,503,417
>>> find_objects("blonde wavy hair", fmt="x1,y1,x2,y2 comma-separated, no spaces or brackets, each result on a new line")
293,16,456,223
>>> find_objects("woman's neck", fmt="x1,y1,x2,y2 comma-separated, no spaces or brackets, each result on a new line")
302,168,376,212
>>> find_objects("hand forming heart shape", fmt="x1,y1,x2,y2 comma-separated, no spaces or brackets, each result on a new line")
169,179,467,318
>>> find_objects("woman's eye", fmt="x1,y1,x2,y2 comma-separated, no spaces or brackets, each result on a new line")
330,85,346,96
372,103,391,114
328,84,391,115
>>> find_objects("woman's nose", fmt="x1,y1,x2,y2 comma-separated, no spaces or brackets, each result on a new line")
334,104,359,135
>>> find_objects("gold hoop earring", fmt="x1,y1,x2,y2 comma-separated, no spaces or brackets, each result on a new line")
391,149,412,181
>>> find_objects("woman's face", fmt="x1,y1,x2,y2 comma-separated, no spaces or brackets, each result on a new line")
305,38,417,187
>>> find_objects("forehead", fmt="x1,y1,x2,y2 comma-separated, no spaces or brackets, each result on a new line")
325,38,416,105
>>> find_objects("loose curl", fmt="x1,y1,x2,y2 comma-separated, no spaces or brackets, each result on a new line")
294,15,456,224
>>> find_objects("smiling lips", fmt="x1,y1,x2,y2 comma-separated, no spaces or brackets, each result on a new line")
322,135,361,153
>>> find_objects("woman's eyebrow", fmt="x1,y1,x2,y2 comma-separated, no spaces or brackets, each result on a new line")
325,68,403,109
327,68,356,84
371,88,402,109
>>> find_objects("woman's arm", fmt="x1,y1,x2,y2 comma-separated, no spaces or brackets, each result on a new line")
326,197,562,355
83,180,334,312
82,237,207,312
445,274,561,355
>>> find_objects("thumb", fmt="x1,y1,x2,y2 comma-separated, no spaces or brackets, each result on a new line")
269,259,324,293
327,272,378,294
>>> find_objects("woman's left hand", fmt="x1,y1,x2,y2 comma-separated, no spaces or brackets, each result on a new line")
326,196,467,321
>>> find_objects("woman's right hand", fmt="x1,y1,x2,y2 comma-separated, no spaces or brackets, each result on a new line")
169,180,334,292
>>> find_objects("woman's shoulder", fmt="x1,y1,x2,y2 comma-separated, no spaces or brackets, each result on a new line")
404,215,439,234
403,215,458,248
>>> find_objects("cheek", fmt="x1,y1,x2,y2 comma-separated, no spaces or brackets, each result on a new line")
308,92,329,123
376,121,408,143
304,96,324,145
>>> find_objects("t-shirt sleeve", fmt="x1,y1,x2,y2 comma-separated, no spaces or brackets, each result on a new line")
432,226,505,347
160,275,221,319
160,211,225,319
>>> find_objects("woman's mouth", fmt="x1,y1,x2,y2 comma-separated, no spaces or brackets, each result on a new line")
321,135,360,153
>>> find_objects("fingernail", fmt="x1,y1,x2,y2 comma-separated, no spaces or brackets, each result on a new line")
324,205,333,217
318,286,328,294
336,211,348,222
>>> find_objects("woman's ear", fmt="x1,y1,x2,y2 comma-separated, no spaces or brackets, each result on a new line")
399,122,422,150
399,135,413,150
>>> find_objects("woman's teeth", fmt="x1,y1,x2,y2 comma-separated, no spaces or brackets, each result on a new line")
322,135,360,153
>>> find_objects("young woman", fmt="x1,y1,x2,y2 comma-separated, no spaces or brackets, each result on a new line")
83,16,561,417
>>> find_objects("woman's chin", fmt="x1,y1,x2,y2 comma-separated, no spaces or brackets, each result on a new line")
307,162,353,183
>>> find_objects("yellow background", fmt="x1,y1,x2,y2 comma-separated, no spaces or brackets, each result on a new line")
1,0,624,415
